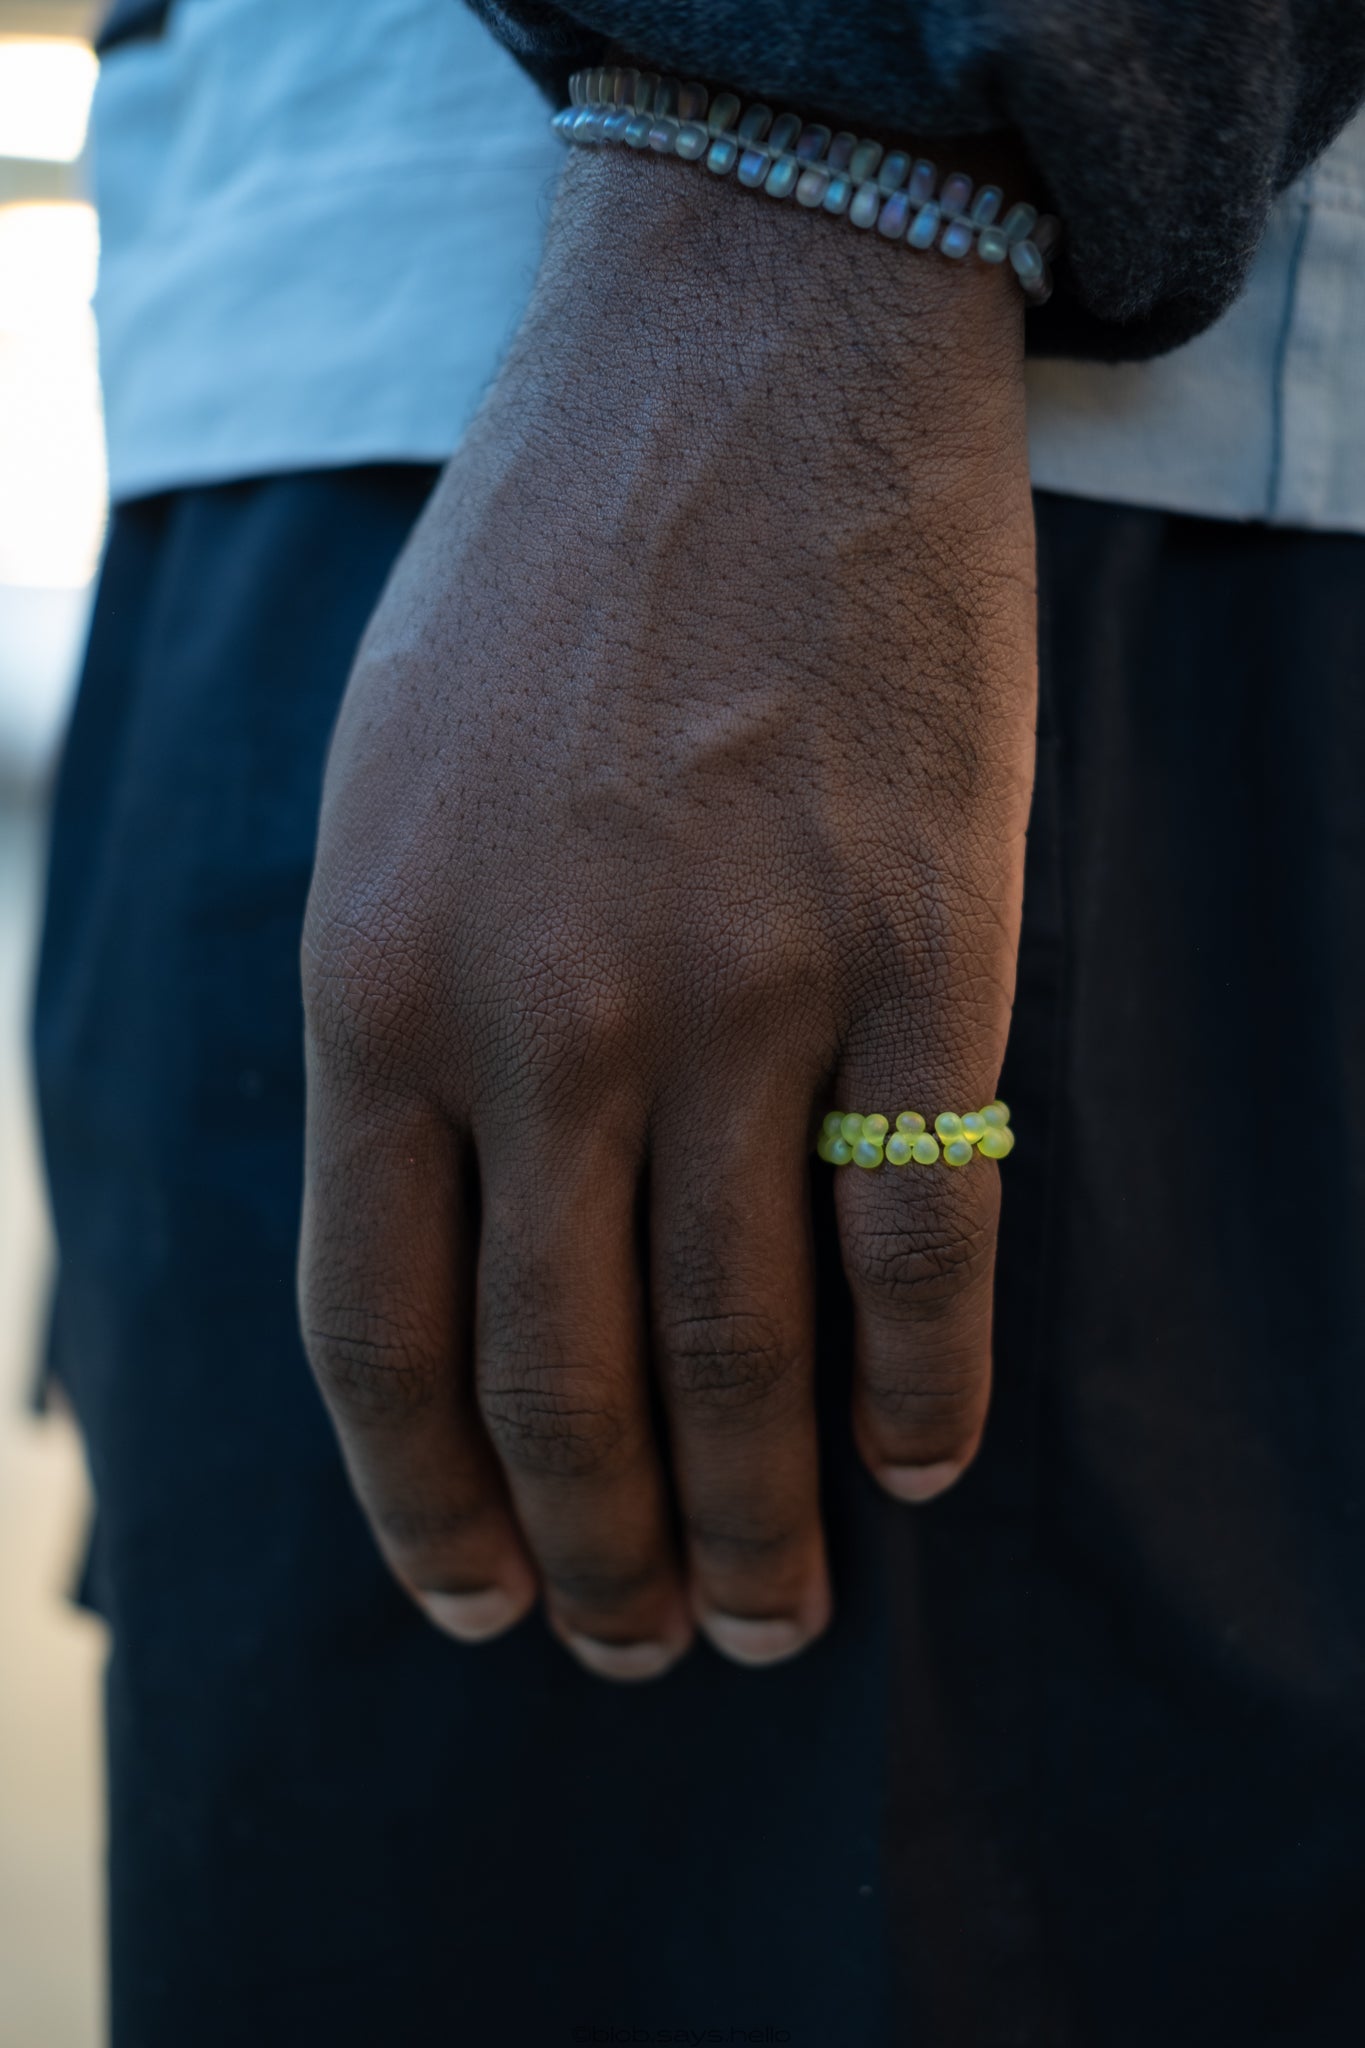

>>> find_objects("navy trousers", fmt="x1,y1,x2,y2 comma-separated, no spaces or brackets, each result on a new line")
34,470,1365,2047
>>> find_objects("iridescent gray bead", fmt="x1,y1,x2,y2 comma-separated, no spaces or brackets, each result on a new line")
737,145,772,186
569,108,598,138
826,131,858,171
677,81,709,121
939,171,974,216
652,77,679,116
1010,238,1045,282
675,121,709,160
849,180,881,228
971,184,1002,226
586,68,606,103
648,116,680,152
977,225,1009,263
705,134,739,174
569,72,585,106
602,109,632,142
940,217,974,258
877,190,911,237
1000,201,1037,243
633,72,660,112
764,155,800,199
821,173,853,215
908,158,937,203
848,139,884,182
878,149,911,192
906,200,940,248
737,102,774,142
624,113,652,148
795,166,829,207
708,91,740,134
795,123,832,161
614,68,638,108
767,111,802,153
551,108,573,135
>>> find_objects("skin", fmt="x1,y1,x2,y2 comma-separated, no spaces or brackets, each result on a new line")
299,140,1036,1680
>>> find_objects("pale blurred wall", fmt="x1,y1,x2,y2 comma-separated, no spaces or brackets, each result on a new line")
0,6,107,2046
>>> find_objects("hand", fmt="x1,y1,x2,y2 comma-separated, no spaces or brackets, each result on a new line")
299,144,1036,1679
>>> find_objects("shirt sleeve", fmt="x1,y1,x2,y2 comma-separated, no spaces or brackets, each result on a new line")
464,0,1365,359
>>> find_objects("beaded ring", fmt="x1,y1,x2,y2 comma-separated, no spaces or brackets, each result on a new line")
554,67,1060,303
818,1103,1013,1169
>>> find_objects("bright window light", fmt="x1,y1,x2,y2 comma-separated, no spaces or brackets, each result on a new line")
0,36,98,164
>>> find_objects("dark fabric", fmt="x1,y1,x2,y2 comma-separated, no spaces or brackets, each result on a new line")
34,472,1365,2047
468,0,1365,360
94,0,171,55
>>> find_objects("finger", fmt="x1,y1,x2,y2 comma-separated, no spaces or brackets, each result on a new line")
833,1075,1001,1504
300,1080,537,1642
474,1128,692,1682
651,1084,831,1669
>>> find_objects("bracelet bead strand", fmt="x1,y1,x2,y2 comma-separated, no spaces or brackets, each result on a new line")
556,66,1059,303
817,1104,1014,1170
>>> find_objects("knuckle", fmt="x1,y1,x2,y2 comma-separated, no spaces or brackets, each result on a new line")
844,1209,995,1323
542,1555,659,1615
859,1357,985,1440
304,1312,439,1423
477,1357,627,1479
301,905,428,1073
659,1309,801,1429
685,1508,804,1567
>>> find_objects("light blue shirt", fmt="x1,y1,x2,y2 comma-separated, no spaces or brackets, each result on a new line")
94,0,1365,534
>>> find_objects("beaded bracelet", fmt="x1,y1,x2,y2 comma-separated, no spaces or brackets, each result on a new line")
554,67,1060,303
818,1103,1013,1170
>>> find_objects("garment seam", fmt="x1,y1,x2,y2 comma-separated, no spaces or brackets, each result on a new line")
1266,193,1314,522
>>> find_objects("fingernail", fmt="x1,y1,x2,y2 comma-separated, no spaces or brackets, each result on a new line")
565,1633,681,1682
702,1613,808,1668
879,1459,966,1504
421,1587,525,1642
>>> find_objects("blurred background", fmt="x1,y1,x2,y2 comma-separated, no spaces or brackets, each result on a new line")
0,3,106,2044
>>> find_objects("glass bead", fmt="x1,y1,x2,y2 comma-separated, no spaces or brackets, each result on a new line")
895,1111,926,1136
985,1099,1011,1125
863,1113,890,1139
939,171,974,215
826,131,858,171
652,77,680,116
678,81,709,121
648,117,680,152
829,1137,854,1165
816,1133,838,1163
961,1112,988,1142
978,1127,1014,1159
767,112,802,154
943,1138,974,1168
795,123,832,161
971,183,1003,225
839,1114,865,1145
822,1110,845,1139
977,226,1008,263
795,167,829,207
1000,201,1037,244
848,139,884,182
764,155,800,198
737,102,774,142
940,219,974,259
877,149,911,192
877,191,911,237
853,1137,884,1169
1010,239,1045,283
675,121,709,160
613,69,637,107
551,109,573,136
624,114,652,148
906,201,940,248
708,91,740,134
908,158,937,203
737,146,772,187
821,174,853,215
634,72,660,112
570,73,585,106
705,135,739,175
885,1133,914,1166
911,1134,941,1165
934,1111,963,1140
849,182,881,229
